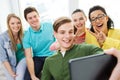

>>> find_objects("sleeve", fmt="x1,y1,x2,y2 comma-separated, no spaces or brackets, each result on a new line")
0,37,8,62
102,37,120,50
41,58,52,80
49,41,59,51
22,31,31,49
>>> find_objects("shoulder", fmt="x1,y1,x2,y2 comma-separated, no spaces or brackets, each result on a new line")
108,29,120,37
0,31,10,45
45,52,59,62
41,22,53,27
76,43,96,48
0,31,9,40
23,28,31,37
109,29,120,33
76,43,102,51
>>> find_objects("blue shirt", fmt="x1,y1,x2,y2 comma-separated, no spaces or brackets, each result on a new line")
16,43,25,63
0,31,16,72
23,22,55,57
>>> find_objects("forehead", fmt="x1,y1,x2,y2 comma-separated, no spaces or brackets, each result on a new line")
9,17,19,22
72,12,85,18
90,10,105,18
26,11,38,18
58,22,74,31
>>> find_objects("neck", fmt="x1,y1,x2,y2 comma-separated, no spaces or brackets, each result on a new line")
12,32,18,38
60,44,74,52
32,24,40,31
103,28,108,36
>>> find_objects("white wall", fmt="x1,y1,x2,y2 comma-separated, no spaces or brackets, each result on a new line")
0,0,120,33
0,0,20,33
0,0,11,33
78,0,120,28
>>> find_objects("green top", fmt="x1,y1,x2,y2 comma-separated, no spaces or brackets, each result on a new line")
41,43,103,80
16,43,25,63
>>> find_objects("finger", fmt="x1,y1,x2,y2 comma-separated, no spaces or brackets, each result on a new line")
75,28,82,36
93,26,100,34
87,29,98,38
75,29,79,36
98,31,106,40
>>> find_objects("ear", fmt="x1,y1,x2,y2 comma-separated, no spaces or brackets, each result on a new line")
54,31,57,38
105,16,109,22
85,16,87,22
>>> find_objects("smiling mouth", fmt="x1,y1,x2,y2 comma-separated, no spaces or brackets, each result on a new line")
97,24,103,28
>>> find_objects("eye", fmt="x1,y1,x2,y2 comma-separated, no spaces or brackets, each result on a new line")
17,22,21,24
69,30,74,34
74,19,77,22
91,18,96,22
98,14,105,19
59,31,65,34
28,17,32,20
11,22,15,25
34,15,37,18
79,17,84,20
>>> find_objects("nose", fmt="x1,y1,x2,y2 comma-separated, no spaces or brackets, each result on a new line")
95,18,100,23
65,33,70,38
14,23,18,27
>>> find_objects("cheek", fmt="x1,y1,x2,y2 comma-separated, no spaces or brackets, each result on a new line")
9,25,13,29
91,21,94,25
74,22,77,25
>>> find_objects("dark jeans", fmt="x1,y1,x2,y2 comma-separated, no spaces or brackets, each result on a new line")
24,57,46,80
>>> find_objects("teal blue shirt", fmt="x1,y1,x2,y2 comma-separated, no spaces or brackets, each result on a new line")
16,43,25,63
23,22,55,57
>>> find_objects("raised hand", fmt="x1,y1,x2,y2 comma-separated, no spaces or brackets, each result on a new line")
88,27,106,47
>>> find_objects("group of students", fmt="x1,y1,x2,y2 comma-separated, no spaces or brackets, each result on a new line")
0,5,120,80
0,7,55,80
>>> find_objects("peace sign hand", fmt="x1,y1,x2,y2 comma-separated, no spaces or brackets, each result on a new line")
88,28,106,47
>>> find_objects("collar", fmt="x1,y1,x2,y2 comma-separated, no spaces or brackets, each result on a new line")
30,25,43,33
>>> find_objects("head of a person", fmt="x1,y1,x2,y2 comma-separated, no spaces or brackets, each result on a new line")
24,6,40,30
72,9,87,33
89,5,114,33
53,17,74,51
7,13,23,50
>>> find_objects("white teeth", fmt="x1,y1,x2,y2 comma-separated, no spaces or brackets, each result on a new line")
97,24,102,27
63,39,70,43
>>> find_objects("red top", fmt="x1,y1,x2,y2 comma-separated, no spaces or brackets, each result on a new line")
74,32,86,44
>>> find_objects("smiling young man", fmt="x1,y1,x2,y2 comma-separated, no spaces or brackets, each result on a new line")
23,7,55,80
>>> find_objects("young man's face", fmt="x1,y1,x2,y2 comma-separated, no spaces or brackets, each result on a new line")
26,11,40,30
54,22,74,51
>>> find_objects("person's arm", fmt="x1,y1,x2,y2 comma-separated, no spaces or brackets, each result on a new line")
104,48,120,80
102,37,120,50
25,48,39,80
3,61,16,78
49,41,60,51
0,34,16,78
41,58,52,80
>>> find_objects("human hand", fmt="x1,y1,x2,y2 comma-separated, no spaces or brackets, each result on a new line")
50,41,60,51
31,76,40,80
104,48,120,80
104,48,120,61
88,28,106,47
109,62,120,80
10,72,17,79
